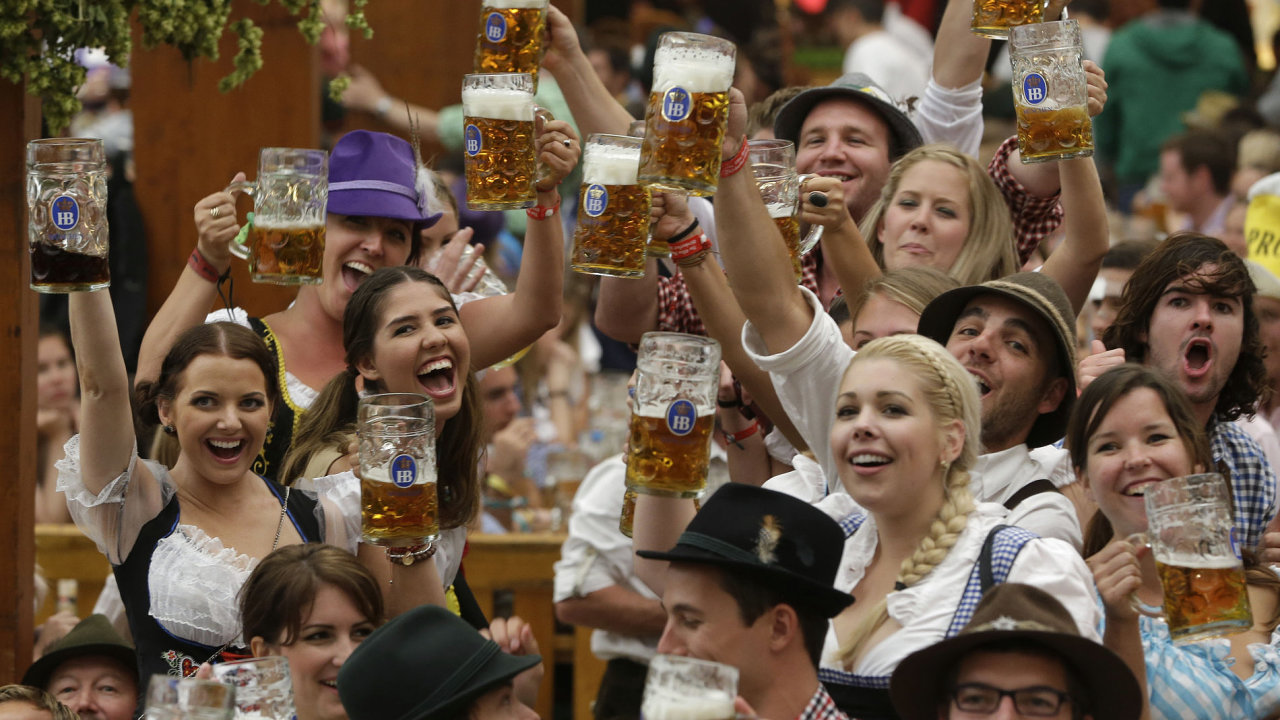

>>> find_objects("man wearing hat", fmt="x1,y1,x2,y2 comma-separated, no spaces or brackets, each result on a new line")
889,583,1143,720
22,615,138,720
634,484,854,720
338,605,541,720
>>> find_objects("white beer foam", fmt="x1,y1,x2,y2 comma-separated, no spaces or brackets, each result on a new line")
462,88,535,122
641,692,735,720
765,201,793,219
584,145,642,185
652,47,735,94
484,0,546,7
1155,554,1244,570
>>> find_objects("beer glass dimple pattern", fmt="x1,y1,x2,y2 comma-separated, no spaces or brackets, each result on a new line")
146,677,235,720
358,393,439,547
971,0,1043,39
211,656,297,720
1009,20,1094,164
641,655,738,720
27,138,110,293
637,33,736,197
573,134,651,278
474,0,548,89
749,139,821,282
463,73,539,210
227,148,329,285
626,333,721,498
1140,473,1252,643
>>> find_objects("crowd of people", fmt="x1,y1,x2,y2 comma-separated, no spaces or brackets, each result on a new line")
17,0,1280,719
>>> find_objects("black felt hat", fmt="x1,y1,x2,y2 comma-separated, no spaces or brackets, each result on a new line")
22,614,137,690
637,484,854,618
338,605,541,720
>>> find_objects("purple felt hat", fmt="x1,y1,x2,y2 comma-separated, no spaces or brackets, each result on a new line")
328,130,443,227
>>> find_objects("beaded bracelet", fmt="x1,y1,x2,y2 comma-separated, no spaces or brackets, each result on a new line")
386,542,439,567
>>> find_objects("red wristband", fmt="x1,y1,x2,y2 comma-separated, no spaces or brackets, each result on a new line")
722,419,761,448
669,228,711,263
189,248,225,283
719,137,750,178
526,196,561,220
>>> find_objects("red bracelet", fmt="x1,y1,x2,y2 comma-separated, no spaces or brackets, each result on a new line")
722,419,761,448
526,195,561,220
719,137,750,177
188,248,226,283
669,228,712,264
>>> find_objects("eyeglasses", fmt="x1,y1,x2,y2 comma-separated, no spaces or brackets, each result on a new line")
950,683,1070,716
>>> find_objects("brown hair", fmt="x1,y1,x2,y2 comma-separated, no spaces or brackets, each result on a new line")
1101,232,1267,421
1162,129,1237,196
0,685,78,720
240,543,384,646
133,322,281,428
281,267,483,529
846,266,960,328
749,85,807,138
1065,364,1214,557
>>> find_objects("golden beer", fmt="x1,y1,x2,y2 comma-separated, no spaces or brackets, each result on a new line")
1016,105,1093,163
462,74,538,210
772,215,803,281
573,184,651,277
637,33,736,197
1156,557,1252,642
619,486,637,537
625,412,715,498
474,1,547,87
972,0,1042,39
246,223,325,284
361,471,440,547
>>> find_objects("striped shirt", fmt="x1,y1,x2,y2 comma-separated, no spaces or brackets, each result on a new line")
1210,418,1279,552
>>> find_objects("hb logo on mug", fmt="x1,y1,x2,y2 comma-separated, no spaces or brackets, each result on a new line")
51,195,80,231
391,454,418,489
665,399,696,437
661,87,692,123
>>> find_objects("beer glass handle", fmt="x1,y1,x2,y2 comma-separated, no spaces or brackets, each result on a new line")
797,174,826,255
223,180,256,260
1124,532,1164,618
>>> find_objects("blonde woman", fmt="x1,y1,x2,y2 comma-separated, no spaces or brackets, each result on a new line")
817,335,1098,719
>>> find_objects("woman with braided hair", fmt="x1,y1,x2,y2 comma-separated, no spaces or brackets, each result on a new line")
819,334,1099,719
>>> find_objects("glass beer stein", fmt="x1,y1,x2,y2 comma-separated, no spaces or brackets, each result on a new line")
972,0,1043,39
637,32,736,197
211,656,297,720
1009,19,1093,164
227,148,329,284
358,393,439,547
626,333,721,498
463,73,540,210
748,139,824,281
572,134,651,278
1130,473,1252,643
27,138,110,293
641,655,738,720
474,0,548,90
146,677,235,720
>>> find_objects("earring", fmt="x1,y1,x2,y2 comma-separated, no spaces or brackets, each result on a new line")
163,425,176,436
940,459,951,473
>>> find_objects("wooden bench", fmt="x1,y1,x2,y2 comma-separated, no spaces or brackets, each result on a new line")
35,524,111,625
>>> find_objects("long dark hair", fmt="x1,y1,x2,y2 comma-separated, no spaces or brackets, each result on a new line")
1065,364,1215,557
281,267,482,529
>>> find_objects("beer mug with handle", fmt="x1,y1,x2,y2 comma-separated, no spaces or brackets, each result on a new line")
146,677,235,720
27,138,110,293
748,139,824,282
626,333,721,498
226,148,329,285
1009,19,1093,164
463,73,541,210
972,0,1043,39
474,0,549,90
1129,473,1252,643
572,134,651,278
637,32,737,197
211,656,296,720
358,393,439,547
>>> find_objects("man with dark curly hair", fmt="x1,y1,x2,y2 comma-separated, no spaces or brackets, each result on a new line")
1103,232,1278,550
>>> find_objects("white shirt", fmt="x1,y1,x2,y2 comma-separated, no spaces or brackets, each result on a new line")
970,444,1083,550
842,30,930,103
822,504,1100,681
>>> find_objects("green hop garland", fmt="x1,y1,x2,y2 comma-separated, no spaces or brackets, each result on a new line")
1,0,372,132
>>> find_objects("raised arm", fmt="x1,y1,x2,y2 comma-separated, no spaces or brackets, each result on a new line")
632,494,697,597
136,177,245,384
595,262,661,344
460,119,577,369
714,91,815,355
69,290,143,494
932,0,991,90
800,176,882,303
541,4,635,137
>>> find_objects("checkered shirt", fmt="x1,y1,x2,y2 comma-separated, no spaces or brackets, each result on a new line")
987,136,1065,265
1210,418,1279,552
796,683,849,720
656,252,821,336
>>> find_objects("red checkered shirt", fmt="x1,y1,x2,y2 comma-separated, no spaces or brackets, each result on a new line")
656,253,821,336
797,683,849,720
988,135,1065,265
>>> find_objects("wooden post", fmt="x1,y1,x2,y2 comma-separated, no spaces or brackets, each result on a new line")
0,77,42,684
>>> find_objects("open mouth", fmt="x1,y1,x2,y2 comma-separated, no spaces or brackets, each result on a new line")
417,358,457,399
1122,481,1156,497
967,371,992,397
818,170,854,183
851,453,891,468
341,261,374,292
1184,338,1212,375
206,438,245,461
320,680,338,690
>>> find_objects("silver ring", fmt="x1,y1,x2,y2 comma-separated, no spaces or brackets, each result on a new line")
210,206,221,219
563,139,572,148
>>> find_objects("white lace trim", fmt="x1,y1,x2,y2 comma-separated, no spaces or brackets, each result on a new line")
56,434,136,507
148,524,257,648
